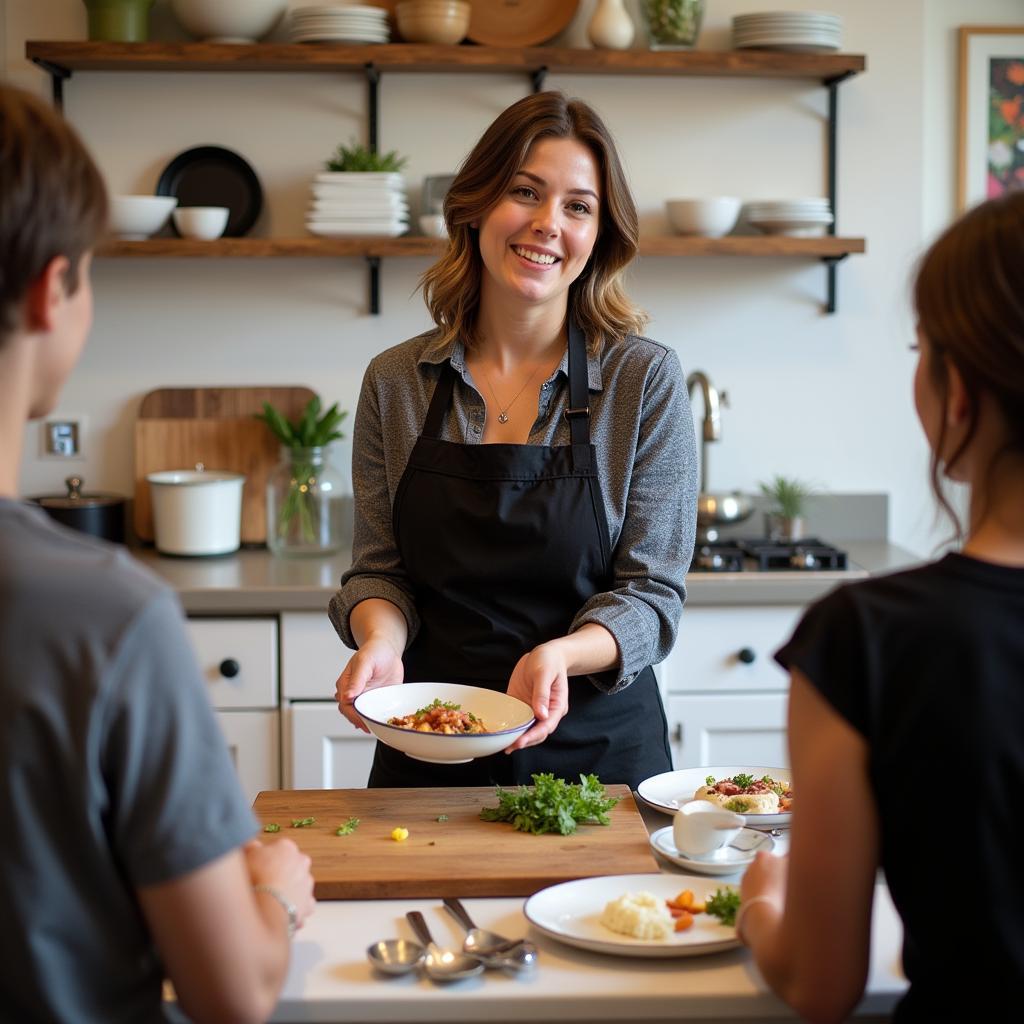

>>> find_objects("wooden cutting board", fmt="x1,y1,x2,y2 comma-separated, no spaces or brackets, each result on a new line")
252,786,658,899
133,386,316,544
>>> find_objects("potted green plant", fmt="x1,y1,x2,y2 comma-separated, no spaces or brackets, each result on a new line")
324,139,408,174
256,396,348,557
759,474,815,541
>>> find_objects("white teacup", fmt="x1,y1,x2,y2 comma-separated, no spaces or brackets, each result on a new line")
173,206,230,240
673,800,745,857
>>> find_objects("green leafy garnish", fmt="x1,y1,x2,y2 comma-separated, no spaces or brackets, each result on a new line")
705,886,741,927
723,797,754,813
291,817,316,828
263,823,281,833
436,814,449,823
762,775,785,797
480,773,619,836
705,774,716,786
414,698,461,716
335,817,360,835
731,773,754,789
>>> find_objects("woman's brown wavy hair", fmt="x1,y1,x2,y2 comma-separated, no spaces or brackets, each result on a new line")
913,190,1024,539
420,91,647,353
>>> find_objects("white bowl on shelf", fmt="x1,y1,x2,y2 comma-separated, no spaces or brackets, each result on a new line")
170,0,288,43
354,682,535,764
109,195,178,240
173,206,230,240
665,197,741,238
419,213,448,238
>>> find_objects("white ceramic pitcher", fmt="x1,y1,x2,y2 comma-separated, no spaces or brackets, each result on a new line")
673,800,745,857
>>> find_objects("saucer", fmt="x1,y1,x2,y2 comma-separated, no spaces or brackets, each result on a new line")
649,826,775,876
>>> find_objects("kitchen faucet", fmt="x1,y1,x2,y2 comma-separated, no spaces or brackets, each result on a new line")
686,370,729,493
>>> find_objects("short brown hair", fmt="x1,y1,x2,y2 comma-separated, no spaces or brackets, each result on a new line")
914,191,1024,536
421,91,646,353
0,84,108,345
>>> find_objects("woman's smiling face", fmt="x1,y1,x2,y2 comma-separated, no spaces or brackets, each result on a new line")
476,136,601,312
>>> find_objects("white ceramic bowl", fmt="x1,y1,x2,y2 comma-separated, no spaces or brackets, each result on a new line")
170,0,288,42
110,195,178,240
418,213,448,238
173,206,230,240
665,197,742,238
147,469,245,556
354,682,535,764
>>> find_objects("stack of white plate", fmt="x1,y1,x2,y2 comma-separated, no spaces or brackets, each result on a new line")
744,198,833,237
732,11,842,53
306,172,409,237
290,4,390,44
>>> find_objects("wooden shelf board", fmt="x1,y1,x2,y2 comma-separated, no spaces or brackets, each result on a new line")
95,236,865,259
27,41,865,80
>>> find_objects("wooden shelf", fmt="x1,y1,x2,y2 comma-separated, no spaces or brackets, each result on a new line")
27,41,865,81
95,236,866,259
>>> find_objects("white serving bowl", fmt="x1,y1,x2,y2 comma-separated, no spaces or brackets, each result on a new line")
666,197,742,237
354,682,535,764
110,195,178,240
173,206,230,240
170,0,288,42
419,213,448,238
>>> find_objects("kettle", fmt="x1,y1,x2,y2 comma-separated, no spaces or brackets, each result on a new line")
673,799,745,857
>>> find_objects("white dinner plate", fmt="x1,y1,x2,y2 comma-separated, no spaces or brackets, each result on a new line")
649,826,775,876
636,765,792,828
524,873,740,958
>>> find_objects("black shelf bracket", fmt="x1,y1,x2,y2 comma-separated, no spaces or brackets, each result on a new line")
365,64,380,153
821,254,848,314
31,58,71,112
820,70,856,313
532,66,548,93
366,255,381,315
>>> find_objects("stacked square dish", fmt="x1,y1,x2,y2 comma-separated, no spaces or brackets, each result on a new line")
289,3,390,43
306,172,409,237
743,198,833,237
732,11,841,52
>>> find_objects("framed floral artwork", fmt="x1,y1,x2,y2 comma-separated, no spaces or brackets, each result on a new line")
958,26,1024,210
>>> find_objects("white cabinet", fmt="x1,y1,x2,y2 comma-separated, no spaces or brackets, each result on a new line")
280,611,351,700
663,605,802,770
216,710,281,803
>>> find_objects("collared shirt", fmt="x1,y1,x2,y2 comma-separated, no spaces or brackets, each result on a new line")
329,329,699,692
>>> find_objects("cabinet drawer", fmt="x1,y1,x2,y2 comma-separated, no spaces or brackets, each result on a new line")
666,606,802,693
667,693,789,769
286,702,376,789
216,710,280,804
186,617,277,709
280,612,352,701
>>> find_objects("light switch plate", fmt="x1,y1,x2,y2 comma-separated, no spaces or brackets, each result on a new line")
41,416,86,459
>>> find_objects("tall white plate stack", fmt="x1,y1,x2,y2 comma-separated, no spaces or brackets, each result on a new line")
306,172,409,237
744,198,833,237
732,11,842,53
289,4,390,44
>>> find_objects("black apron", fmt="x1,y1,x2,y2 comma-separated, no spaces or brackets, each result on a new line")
367,320,671,790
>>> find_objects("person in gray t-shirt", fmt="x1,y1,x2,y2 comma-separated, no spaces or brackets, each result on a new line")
0,84,315,1024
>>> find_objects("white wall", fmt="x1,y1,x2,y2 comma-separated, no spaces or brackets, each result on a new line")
5,0,1015,555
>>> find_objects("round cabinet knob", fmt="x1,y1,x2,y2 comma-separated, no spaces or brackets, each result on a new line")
219,658,240,678
737,647,756,665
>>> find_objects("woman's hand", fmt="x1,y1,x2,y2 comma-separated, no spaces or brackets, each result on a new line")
245,837,317,933
741,849,787,908
335,633,404,730
504,642,570,751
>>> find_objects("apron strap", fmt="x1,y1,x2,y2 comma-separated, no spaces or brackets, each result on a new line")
421,363,457,439
565,316,592,472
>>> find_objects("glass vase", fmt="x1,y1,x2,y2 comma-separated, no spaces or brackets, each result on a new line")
266,445,347,557
640,0,705,50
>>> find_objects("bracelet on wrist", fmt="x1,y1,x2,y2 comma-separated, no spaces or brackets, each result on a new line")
253,884,297,940
735,894,779,945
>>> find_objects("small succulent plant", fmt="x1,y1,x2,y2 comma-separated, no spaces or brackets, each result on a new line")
759,475,815,519
324,139,407,173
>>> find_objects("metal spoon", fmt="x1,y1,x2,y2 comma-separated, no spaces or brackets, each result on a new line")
366,938,425,975
443,897,538,971
405,911,484,982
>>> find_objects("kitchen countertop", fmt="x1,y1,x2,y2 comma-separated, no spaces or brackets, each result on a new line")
130,540,922,614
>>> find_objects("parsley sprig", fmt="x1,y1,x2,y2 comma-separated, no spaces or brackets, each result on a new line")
705,886,741,927
480,773,619,836
335,817,360,836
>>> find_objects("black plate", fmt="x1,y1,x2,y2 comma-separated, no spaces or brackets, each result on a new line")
156,145,263,237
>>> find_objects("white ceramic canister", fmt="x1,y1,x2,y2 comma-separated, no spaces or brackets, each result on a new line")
147,468,245,556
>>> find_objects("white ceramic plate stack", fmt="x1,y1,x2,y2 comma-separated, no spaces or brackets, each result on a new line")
290,4,390,44
307,171,409,237
732,11,842,53
744,197,833,237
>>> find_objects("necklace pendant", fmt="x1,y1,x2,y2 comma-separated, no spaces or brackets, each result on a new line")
498,412,509,424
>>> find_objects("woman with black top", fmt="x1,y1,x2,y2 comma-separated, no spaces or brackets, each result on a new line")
737,192,1024,1021
329,92,698,789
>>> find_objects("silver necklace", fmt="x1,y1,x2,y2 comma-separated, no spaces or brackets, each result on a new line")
482,363,546,424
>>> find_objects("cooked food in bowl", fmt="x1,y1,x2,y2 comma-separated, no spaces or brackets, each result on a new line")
693,773,793,815
387,698,488,734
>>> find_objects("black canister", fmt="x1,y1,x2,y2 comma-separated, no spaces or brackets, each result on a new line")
29,476,126,543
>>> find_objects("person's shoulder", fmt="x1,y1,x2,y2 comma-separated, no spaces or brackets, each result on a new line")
598,332,683,388
367,328,445,376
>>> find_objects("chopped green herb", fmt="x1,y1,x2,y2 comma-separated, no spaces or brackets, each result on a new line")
436,814,449,823
705,774,716,786
263,823,281,833
723,797,754,813
290,817,316,828
335,817,360,836
480,773,619,836
414,698,461,716
732,773,755,789
705,886,741,927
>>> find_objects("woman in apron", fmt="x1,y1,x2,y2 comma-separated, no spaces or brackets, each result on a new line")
329,92,698,790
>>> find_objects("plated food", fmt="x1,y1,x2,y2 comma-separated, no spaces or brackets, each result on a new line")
694,772,793,815
354,682,533,764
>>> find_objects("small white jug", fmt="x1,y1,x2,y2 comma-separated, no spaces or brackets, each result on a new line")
673,800,745,857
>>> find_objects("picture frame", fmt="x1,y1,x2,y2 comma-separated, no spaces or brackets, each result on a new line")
958,25,1024,211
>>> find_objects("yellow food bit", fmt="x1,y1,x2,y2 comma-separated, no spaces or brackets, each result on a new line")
391,827,409,842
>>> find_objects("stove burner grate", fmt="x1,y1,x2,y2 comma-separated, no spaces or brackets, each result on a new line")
691,538,849,572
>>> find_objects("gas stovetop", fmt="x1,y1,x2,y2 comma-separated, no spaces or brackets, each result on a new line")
691,538,856,574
